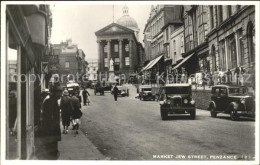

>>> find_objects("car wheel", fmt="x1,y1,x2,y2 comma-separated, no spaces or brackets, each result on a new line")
230,109,239,121
160,109,168,120
210,106,217,118
190,109,196,120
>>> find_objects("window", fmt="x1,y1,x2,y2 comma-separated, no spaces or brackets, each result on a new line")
227,6,232,17
115,58,119,64
125,44,129,52
65,62,69,68
220,41,226,71
114,44,118,52
166,28,169,41
210,6,214,29
104,58,108,67
125,57,130,66
248,23,255,63
211,45,217,71
93,67,96,71
104,45,108,53
229,36,237,69
218,6,223,23
238,29,244,65
173,40,176,50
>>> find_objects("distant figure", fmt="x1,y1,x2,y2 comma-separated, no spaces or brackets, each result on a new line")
37,84,63,160
60,90,73,134
226,69,232,84
113,85,119,101
82,88,90,106
71,91,82,134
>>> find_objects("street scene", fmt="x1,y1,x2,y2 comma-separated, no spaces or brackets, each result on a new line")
1,1,258,164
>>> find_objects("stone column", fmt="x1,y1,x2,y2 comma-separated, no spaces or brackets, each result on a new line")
224,39,229,70
97,40,102,71
119,39,123,69
129,39,133,70
107,40,111,70
235,32,240,66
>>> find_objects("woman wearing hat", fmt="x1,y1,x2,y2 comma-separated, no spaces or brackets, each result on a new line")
60,90,73,134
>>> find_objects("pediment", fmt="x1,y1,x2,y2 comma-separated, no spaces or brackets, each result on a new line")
95,23,134,36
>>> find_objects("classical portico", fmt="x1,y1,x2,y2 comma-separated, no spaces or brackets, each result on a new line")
95,23,139,82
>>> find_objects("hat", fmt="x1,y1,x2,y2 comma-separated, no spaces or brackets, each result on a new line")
63,90,69,96
51,84,63,92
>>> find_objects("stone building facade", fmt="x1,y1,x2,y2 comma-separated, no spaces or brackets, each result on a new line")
51,39,87,85
95,6,144,83
207,5,255,87
86,59,98,81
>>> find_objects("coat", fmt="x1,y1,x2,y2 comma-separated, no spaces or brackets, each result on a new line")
41,96,61,143
60,95,73,119
71,96,82,119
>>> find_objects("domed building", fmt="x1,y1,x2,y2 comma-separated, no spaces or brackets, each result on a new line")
117,5,140,41
95,5,144,84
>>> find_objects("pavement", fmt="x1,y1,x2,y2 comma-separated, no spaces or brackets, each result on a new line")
58,123,105,160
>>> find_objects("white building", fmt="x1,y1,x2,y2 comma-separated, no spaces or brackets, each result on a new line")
87,59,98,81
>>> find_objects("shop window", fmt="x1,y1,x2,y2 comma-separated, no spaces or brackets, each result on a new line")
115,58,119,64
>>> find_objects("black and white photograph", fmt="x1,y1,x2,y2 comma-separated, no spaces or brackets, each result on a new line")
1,1,259,164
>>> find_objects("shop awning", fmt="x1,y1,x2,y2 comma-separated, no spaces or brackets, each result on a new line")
141,60,154,71
145,55,164,70
172,53,194,70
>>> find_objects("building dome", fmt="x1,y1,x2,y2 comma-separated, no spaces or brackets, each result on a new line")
117,5,138,28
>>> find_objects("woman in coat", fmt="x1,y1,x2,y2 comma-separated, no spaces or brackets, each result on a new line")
60,90,73,134
70,91,82,134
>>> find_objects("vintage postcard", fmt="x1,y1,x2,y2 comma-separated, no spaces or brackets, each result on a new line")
1,1,259,165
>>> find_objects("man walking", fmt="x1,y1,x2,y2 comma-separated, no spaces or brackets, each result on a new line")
113,84,119,101
82,88,90,106
37,84,63,160
71,91,82,134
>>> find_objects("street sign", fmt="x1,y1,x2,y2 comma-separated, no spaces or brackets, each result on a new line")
44,55,59,64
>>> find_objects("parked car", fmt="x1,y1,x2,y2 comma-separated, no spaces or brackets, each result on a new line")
139,85,155,101
208,85,255,121
159,84,196,120
111,85,129,97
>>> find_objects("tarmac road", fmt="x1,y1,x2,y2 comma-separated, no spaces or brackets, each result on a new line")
79,86,255,160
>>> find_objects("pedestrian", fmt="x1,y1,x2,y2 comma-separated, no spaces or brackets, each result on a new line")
113,84,119,101
60,90,73,134
235,66,240,85
82,88,90,106
226,69,232,84
71,91,82,134
37,84,63,160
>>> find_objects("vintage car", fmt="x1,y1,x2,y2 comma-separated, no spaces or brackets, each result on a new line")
65,82,80,95
94,86,104,95
111,85,129,97
159,84,196,120
138,85,155,101
208,85,255,121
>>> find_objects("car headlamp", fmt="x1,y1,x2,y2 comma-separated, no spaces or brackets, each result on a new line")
190,100,195,105
167,100,171,104
240,98,245,104
184,99,188,104
159,101,164,105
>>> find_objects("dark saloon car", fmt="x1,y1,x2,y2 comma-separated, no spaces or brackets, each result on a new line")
208,85,255,121
139,85,155,101
159,84,196,120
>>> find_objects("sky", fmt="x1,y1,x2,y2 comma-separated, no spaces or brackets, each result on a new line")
50,4,152,60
